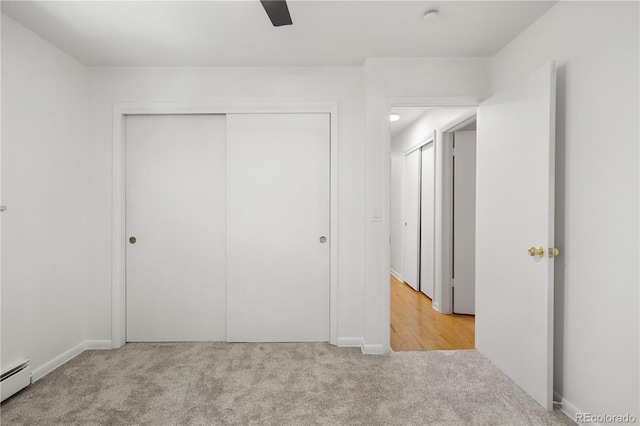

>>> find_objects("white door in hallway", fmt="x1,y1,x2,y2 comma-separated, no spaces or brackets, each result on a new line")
125,114,226,342
476,62,556,410
402,148,421,291
226,113,330,342
452,130,476,314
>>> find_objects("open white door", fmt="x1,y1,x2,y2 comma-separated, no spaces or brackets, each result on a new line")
476,62,556,410
453,130,476,314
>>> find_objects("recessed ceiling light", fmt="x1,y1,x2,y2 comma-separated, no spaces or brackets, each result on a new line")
390,113,400,122
423,10,439,22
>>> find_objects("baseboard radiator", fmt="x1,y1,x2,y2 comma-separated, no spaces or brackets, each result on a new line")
1,360,31,402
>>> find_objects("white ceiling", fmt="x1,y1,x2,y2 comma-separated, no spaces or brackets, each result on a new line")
1,1,556,67
390,108,433,138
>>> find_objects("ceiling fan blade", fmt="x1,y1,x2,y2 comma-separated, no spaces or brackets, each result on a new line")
260,0,293,27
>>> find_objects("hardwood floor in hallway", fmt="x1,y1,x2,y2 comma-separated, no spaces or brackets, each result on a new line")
390,275,475,351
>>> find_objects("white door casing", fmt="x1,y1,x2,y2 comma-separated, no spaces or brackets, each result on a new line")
452,130,476,314
402,148,421,291
226,113,330,342
475,62,556,410
125,114,227,342
420,142,435,299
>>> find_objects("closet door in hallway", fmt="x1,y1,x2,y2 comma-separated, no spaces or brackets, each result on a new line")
402,148,421,291
125,114,226,342
226,113,330,342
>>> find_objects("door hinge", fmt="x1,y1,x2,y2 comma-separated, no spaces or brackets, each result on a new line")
451,278,455,287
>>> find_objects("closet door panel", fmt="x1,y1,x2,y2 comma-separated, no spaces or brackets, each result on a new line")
226,113,330,342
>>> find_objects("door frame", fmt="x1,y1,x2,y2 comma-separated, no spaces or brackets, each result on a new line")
384,97,479,352
111,102,339,348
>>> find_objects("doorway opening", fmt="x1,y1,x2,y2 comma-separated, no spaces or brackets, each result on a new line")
386,65,558,407
389,106,477,351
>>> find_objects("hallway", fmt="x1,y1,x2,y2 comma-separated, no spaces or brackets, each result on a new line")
390,275,475,351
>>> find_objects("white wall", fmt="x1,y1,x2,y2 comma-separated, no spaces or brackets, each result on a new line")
492,1,639,419
1,15,89,377
87,62,489,352
86,66,366,344
363,58,492,352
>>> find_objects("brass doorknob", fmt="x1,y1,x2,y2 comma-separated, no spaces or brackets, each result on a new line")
527,246,544,258
548,247,560,258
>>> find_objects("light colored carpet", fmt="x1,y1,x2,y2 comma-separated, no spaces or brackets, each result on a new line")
1,343,575,425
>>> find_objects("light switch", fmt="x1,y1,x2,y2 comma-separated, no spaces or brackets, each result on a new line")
372,207,382,222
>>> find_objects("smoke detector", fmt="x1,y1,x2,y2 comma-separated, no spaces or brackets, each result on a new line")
423,10,439,22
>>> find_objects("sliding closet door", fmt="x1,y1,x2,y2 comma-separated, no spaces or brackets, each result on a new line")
125,114,226,341
402,148,421,291
226,113,330,342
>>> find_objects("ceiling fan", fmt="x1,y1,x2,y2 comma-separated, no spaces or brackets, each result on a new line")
260,0,293,27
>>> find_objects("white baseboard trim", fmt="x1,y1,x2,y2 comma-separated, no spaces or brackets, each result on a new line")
336,337,364,348
362,344,385,355
31,341,86,382
553,391,598,425
390,269,402,282
556,393,583,424
85,340,113,350
31,340,113,382
433,301,441,312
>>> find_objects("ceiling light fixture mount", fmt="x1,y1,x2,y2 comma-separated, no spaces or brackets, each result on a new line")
423,9,439,22
260,0,293,27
